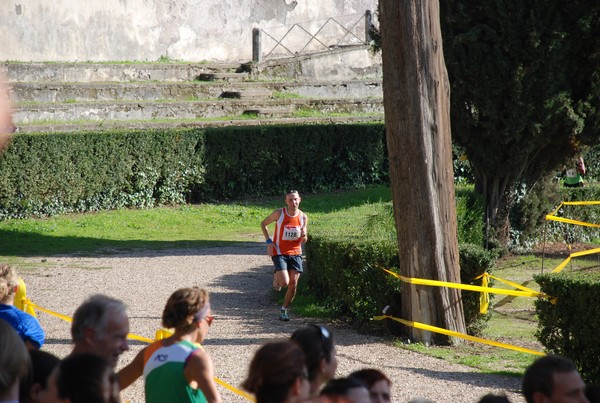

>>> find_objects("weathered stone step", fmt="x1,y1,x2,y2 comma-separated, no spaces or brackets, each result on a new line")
242,107,294,117
197,72,249,82
16,115,385,134
220,89,273,100
2,62,244,83
11,80,382,103
13,98,384,124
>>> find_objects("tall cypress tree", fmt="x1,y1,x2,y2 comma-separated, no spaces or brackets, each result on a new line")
441,1,600,246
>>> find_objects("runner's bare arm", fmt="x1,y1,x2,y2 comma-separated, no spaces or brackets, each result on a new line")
260,209,281,254
300,213,308,243
187,349,222,403
117,347,145,390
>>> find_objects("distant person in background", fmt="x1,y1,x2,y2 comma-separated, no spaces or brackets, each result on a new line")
0,318,31,403
320,377,370,403
563,156,586,187
70,294,129,368
0,71,15,149
243,340,311,403
349,369,391,403
290,324,338,397
0,263,45,349
261,189,308,321
20,350,60,403
118,286,221,403
40,353,120,403
522,355,589,403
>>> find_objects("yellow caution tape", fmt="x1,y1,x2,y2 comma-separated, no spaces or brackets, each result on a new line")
16,278,37,317
22,298,253,400
373,314,545,356
545,201,600,228
552,247,600,273
382,269,546,298
478,273,490,314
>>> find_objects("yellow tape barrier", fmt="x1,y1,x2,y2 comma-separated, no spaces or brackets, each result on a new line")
373,314,545,356
382,269,546,299
21,299,253,401
546,201,600,229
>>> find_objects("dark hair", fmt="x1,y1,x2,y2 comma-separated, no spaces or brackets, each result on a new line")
522,355,578,403
162,287,209,332
55,354,119,403
291,324,335,381
477,393,511,403
349,368,391,389
71,294,126,342
19,350,60,402
0,318,30,395
243,340,307,403
321,377,367,398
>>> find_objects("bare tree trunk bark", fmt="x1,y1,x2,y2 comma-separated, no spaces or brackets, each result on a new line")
380,0,466,345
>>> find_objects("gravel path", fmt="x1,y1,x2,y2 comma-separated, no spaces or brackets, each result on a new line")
20,244,524,403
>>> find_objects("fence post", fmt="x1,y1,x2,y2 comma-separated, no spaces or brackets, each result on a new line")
365,9,373,43
252,28,262,63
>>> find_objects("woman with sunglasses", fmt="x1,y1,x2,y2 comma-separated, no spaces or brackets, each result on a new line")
118,287,221,403
291,324,338,396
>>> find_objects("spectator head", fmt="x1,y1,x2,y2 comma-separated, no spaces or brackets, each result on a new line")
477,393,511,403
40,353,120,403
20,350,60,403
243,340,310,403
321,377,370,403
0,263,18,304
349,369,391,403
0,318,31,400
291,324,338,391
162,287,212,342
522,355,588,403
71,294,129,368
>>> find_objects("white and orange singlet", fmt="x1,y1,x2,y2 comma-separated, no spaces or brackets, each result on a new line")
272,208,306,256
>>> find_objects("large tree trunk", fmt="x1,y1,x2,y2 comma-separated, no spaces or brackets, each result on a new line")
380,0,466,345
474,173,515,249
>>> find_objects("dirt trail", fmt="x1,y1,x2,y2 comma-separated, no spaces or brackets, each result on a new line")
21,244,523,402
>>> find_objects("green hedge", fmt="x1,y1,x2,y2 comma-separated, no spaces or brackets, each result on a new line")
201,124,387,199
0,124,388,219
305,235,495,337
535,271,600,384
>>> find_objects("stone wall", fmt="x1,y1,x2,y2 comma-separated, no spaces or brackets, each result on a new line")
1,0,378,62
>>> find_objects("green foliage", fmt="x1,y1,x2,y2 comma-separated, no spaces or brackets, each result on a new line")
440,2,600,245
583,144,600,182
0,130,205,219
458,243,496,336
200,124,387,200
305,235,401,322
0,124,388,219
535,271,600,384
455,186,485,246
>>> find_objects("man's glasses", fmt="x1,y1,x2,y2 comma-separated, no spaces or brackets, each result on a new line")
204,315,214,326
311,324,331,357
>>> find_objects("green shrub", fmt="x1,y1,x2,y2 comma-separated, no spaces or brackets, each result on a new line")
458,243,496,336
200,124,387,199
0,124,388,219
535,271,600,384
456,186,485,246
305,234,495,337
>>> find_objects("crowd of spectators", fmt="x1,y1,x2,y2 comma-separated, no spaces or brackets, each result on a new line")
1,262,598,403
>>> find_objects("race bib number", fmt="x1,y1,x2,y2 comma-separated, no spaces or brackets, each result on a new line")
282,225,301,240
566,168,578,178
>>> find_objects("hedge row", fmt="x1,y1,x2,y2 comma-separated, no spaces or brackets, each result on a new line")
0,124,388,219
535,271,600,384
305,235,495,337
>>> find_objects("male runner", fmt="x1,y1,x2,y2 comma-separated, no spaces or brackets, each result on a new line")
260,190,308,321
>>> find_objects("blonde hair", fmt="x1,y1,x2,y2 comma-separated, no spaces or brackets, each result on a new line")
0,264,18,303
162,287,209,332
